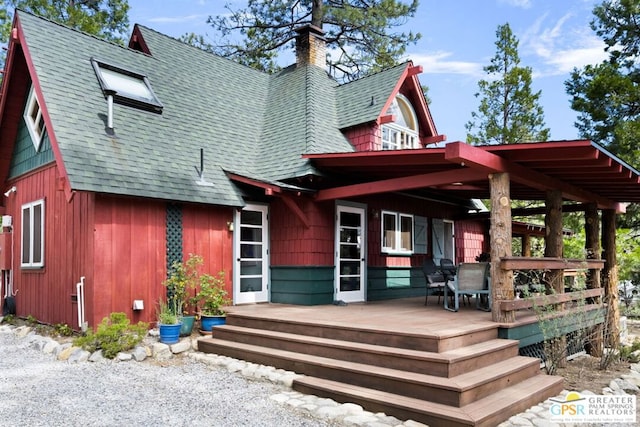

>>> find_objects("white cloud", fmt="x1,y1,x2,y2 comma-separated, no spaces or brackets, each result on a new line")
519,12,608,76
411,51,484,77
147,14,207,24
498,0,532,9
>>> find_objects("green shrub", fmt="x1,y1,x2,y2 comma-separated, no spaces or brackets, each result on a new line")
54,323,74,337
74,312,149,359
620,338,640,363
1,314,15,324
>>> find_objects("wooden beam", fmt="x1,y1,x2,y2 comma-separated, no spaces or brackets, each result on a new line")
499,288,603,312
500,257,605,270
422,134,446,145
444,142,621,210
314,168,487,201
280,194,310,229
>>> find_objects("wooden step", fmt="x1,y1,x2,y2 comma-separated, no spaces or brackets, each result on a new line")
293,374,564,427
225,312,498,352
198,338,540,407
210,324,519,377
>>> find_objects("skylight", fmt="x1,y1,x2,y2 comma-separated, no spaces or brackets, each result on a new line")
91,58,163,113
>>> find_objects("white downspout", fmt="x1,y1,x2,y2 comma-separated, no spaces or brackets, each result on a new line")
76,276,87,332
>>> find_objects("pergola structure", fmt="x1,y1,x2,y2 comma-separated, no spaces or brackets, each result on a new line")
305,140,640,339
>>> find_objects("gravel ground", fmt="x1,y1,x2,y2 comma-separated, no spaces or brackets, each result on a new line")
0,330,343,427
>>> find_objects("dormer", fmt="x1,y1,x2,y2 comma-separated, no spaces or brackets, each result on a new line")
336,62,444,152
380,93,420,150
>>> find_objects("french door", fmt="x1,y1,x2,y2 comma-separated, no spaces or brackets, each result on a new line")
234,204,269,304
335,205,366,303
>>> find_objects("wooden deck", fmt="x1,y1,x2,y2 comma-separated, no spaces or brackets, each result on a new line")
199,297,564,426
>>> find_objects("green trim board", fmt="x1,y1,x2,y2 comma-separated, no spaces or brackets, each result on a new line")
270,266,334,305
498,308,605,348
368,266,426,289
367,266,426,301
9,120,55,178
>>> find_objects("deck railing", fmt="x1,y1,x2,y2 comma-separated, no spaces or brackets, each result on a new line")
495,257,605,323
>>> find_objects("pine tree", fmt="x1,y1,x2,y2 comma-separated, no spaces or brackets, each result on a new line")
466,23,549,145
182,0,421,82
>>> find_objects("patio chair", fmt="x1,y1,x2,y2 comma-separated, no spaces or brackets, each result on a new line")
444,262,491,312
423,259,447,305
440,258,457,282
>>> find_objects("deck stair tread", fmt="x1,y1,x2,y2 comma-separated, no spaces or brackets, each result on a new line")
214,324,517,362
201,337,539,391
293,374,564,427
225,313,499,351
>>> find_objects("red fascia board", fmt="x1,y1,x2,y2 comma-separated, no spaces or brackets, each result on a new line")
0,15,21,125
128,25,151,54
445,142,620,210
303,148,449,168
11,16,73,200
226,172,282,194
314,168,487,201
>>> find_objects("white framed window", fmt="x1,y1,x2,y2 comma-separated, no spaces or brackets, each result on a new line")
381,211,414,254
23,86,45,151
91,57,163,113
21,199,45,268
381,93,419,150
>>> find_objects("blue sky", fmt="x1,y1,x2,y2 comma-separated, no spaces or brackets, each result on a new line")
127,0,608,143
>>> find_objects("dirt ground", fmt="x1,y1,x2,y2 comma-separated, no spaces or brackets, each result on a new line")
556,321,640,392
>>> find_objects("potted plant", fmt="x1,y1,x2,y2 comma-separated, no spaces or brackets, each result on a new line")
195,270,230,332
156,298,182,344
163,255,201,336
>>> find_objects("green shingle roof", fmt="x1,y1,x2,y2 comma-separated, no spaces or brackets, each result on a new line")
14,11,401,206
336,63,409,129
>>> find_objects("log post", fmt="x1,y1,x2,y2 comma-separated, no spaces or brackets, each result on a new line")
602,209,620,348
544,189,563,294
585,203,602,356
544,189,565,367
489,173,514,323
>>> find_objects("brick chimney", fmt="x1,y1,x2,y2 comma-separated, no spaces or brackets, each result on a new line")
295,25,326,68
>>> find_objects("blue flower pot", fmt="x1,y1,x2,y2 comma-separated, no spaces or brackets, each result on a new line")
200,315,226,332
180,315,196,336
159,323,182,344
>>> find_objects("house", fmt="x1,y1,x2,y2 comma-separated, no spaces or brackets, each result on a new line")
1,10,639,333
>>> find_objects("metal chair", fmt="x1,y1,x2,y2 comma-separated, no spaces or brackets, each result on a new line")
444,262,491,312
423,259,446,305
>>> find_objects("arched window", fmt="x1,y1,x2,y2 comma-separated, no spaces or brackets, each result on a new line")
381,94,419,150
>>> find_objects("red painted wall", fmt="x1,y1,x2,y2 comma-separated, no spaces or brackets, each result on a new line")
92,195,166,327
343,124,380,151
6,165,94,329
455,219,488,263
268,191,484,270
270,197,334,266
181,204,234,295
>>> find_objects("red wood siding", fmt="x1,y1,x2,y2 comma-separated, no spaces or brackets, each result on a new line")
270,198,334,266
344,124,380,151
359,194,462,267
181,204,234,294
6,165,94,329
93,195,165,326
455,220,488,263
